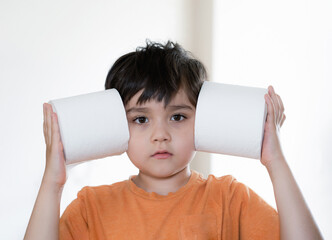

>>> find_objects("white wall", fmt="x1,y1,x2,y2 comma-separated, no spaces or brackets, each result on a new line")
211,0,332,239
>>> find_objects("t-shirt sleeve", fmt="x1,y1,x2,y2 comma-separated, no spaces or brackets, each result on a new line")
59,188,89,240
227,177,280,240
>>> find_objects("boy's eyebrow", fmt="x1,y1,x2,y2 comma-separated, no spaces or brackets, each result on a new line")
167,104,194,111
126,107,150,114
126,104,194,114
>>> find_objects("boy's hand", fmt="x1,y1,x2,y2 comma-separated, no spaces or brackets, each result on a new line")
43,103,67,188
260,86,286,168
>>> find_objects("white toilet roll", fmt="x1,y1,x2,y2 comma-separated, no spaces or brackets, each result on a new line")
195,81,268,160
48,89,129,165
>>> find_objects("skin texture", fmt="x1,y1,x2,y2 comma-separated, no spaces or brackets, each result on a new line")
125,89,196,195
261,86,287,167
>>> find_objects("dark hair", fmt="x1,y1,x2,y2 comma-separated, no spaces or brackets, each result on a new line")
105,40,207,107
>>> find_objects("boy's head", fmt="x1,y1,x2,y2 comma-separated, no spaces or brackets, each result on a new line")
104,40,207,108
105,40,207,179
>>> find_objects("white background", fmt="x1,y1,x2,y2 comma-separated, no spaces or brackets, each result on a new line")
0,0,331,239
211,1,332,239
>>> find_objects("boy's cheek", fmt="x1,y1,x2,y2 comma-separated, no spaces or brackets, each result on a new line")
175,131,195,150
127,124,140,140
127,130,146,151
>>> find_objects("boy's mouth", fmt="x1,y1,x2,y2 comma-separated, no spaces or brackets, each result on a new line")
152,151,173,159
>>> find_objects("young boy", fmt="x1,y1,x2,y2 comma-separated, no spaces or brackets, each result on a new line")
25,41,322,239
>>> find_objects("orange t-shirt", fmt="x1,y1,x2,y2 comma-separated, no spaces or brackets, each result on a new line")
59,170,279,240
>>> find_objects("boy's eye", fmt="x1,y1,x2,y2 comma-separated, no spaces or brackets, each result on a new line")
171,114,186,121
133,116,148,124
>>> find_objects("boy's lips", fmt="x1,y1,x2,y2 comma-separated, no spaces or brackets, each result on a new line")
152,151,173,159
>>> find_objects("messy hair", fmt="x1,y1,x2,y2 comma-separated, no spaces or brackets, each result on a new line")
105,40,207,107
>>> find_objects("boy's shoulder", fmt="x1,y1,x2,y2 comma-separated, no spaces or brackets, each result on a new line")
76,178,129,199
206,173,236,182
205,173,241,187
205,173,251,197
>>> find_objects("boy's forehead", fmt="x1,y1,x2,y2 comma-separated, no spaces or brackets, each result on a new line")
125,89,193,109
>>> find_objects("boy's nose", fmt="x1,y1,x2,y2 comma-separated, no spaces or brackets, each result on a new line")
151,122,171,142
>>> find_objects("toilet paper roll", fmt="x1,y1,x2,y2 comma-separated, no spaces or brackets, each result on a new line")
195,81,268,160
48,89,129,165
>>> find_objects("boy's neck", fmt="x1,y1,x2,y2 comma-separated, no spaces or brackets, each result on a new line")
132,167,192,196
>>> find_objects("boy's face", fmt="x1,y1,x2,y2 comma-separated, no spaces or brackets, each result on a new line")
125,89,196,178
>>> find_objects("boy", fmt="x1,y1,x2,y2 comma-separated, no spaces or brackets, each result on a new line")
25,40,322,239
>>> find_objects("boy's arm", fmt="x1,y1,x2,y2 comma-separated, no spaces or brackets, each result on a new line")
24,178,63,240
24,103,67,240
267,156,322,240
262,86,323,240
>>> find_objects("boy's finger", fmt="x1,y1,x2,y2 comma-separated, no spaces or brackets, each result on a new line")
51,112,61,146
265,93,276,125
276,94,284,112
46,104,52,145
276,94,284,124
43,104,46,141
268,86,280,121
43,104,50,145
43,103,49,145
274,94,282,123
